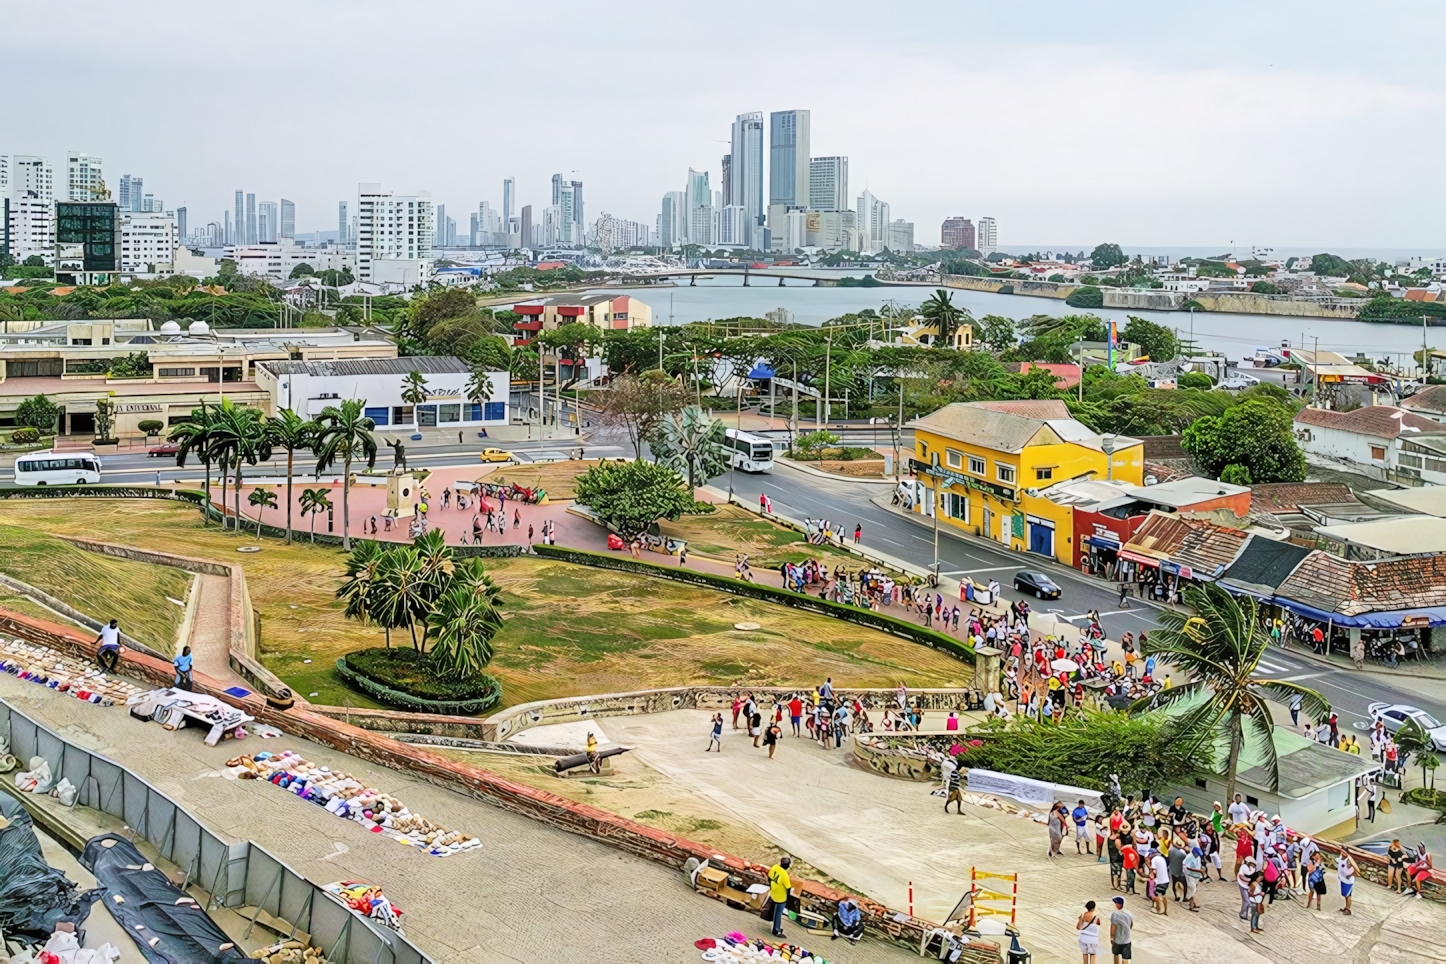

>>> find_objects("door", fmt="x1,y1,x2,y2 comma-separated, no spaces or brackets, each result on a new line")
1029,519,1055,558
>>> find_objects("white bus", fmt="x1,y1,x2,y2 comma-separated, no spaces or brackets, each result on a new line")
13,451,102,486
725,429,774,473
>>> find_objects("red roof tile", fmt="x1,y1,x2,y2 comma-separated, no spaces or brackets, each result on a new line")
1293,405,1439,439
1276,550,1446,616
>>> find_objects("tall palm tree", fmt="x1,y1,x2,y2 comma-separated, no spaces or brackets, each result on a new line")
400,370,429,434
313,399,378,551
267,409,319,544
1134,583,1331,803
465,364,494,424
170,402,220,526
299,487,332,543
336,538,389,645
215,402,271,534
374,545,431,650
247,488,278,536
426,557,504,680
919,289,969,348
200,398,248,530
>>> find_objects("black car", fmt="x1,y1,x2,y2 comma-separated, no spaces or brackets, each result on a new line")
1014,571,1061,599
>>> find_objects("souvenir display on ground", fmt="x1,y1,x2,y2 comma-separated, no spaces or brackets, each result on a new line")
0,638,144,707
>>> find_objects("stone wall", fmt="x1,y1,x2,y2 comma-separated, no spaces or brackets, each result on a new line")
1190,292,1364,319
1103,289,1186,311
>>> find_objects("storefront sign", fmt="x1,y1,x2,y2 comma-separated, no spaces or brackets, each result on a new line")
1119,550,1159,567
116,403,164,414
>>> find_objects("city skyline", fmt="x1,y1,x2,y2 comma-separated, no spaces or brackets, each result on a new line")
3,1,1445,248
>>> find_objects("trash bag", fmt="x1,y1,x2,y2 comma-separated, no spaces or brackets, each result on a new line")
0,794,102,946
80,834,246,964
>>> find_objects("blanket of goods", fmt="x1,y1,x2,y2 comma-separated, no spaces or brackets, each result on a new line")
0,638,145,706
226,751,481,857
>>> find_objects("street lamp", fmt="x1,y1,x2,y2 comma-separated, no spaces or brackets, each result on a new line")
1102,433,1117,482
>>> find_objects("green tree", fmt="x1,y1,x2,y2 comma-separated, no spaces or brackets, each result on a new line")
1089,243,1127,269
1065,285,1104,309
467,333,512,373
22,255,46,268
289,263,315,279
1121,316,1180,363
1177,371,1213,389
400,370,429,430
373,545,431,650
15,394,59,433
538,322,598,388
93,398,115,442
212,400,270,531
170,402,223,526
1182,397,1306,483
919,289,969,347
976,314,1016,352
403,288,477,341
795,429,840,458
426,557,504,680
248,487,278,536
299,487,332,544
595,370,690,459
1250,280,1282,295
573,459,695,539
465,363,495,420
1219,463,1252,485
1395,719,1439,791
1136,582,1330,802
337,538,387,641
313,399,378,551
137,419,164,436
650,406,730,487
266,409,318,544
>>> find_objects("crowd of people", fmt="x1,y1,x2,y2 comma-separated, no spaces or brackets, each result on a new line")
359,482,538,545
720,681,883,759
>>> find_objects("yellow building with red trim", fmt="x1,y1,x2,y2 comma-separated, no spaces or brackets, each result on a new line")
907,399,1144,564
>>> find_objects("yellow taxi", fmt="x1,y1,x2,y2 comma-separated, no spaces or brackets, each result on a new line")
478,448,514,464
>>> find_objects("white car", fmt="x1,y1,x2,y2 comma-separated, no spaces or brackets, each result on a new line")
1367,702,1446,752
1219,373,1261,391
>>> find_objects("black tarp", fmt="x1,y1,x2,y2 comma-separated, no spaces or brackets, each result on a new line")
0,794,101,946
80,834,246,964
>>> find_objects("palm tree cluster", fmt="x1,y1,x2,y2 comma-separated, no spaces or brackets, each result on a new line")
336,531,504,680
169,398,377,549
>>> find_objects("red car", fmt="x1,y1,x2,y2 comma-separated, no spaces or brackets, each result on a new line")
148,442,179,457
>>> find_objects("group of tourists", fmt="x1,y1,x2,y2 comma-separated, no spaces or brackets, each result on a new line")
717,681,888,760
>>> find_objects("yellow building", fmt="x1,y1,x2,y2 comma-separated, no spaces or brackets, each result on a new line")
907,399,1144,563
889,319,973,350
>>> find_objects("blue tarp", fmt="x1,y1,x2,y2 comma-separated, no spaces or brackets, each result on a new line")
748,363,776,380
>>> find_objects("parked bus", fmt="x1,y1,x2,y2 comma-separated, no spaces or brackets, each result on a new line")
725,429,774,473
13,451,102,486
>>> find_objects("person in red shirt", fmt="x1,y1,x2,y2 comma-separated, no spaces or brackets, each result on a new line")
1234,826,1255,877
788,695,804,737
1122,845,1141,894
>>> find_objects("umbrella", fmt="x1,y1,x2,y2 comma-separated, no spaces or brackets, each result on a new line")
1052,657,1080,672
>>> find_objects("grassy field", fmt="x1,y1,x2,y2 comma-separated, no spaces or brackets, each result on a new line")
0,500,970,710
0,523,192,652
658,503,866,570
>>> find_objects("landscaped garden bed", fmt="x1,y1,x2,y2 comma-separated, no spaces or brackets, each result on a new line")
337,647,502,714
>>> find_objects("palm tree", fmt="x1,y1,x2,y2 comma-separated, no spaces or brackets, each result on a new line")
170,403,220,526
651,405,729,488
336,538,389,645
216,402,271,533
248,488,278,536
465,364,494,425
313,399,378,551
299,487,332,543
267,409,318,544
412,528,457,609
919,289,969,348
200,398,244,530
400,370,429,434
1134,583,1331,803
374,545,431,650
426,557,504,680
1395,718,1439,791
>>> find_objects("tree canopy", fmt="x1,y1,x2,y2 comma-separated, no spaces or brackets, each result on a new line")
1089,243,1127,269
1182,397,1306,483
1121,316,1179,363
573,459,696,539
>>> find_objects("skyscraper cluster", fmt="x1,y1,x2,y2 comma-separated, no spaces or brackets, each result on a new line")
227,190,295,245
664,109,911,255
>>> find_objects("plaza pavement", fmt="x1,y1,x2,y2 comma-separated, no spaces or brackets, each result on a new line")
0,673,922,964
598,709,1446,964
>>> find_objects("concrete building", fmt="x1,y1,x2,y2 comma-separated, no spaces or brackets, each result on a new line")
337,201,348,245
279,199,295,240
808,156,848,212
769,110,810,209
502,177,515,228
659,191,686,248
886,219,914,254
941,217,975,250
223,240,354,281
355,183,434,285
856,191,890,254
805,209,857,253
257,201,278,243
119,212,177,274
117,174,144,212
1293,405,1442,484
6,193,55,266
10,156,53,200
977,217,997,255
256,356,507,431
54,202,120,286
245,193,257,245
730,112,765,250
686,169,713,247
908,398,1144,560
66,153,106,202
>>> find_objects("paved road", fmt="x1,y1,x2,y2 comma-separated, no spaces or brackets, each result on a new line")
713,460,1446,732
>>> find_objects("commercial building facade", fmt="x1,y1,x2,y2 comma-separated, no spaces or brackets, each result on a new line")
941,217,975,250
256,356,507,430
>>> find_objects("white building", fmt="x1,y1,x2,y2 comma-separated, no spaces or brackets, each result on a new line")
355,183,434,284
11,156,54,200
977,217,997,255
66,153,106,202
224,241,355,281
886,219,915,254
258,201,279,243
1293,406,1442,484
806,209,857,253
6,194,55,266
856,190,890,254
255,356,508,431
119,212,177,274
658,191,686,248
808,156,848,212
730,112,765,250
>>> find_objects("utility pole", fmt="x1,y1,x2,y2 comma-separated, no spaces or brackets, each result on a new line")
896,373,905,481
822,334,832,427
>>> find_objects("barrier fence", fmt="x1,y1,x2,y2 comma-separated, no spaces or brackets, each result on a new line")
0,698,432,964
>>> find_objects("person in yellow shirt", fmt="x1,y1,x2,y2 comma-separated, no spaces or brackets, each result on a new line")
586,732,601,773
767,856,793,938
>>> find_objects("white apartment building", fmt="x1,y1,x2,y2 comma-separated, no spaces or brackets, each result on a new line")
355,183,433,285
67,153,106,202
119,212,177,274
808,156,848,212
977,217,997,255
10,156,53,200
856,191,890,254
224,241,355,281
6,194,55,265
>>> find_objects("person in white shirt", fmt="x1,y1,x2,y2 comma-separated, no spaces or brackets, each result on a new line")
1227,794,1250,826
1150,850,1171,916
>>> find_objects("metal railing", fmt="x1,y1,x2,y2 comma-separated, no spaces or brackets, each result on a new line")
0,698,431,964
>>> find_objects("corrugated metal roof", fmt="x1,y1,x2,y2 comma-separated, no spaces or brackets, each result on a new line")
1171,523,1250,577
258,356,471,377
1122,510,1195,558
1275,549,1446,617
1221,537,1313,593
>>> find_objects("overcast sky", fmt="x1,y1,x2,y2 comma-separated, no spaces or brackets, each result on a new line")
5,1,1443,250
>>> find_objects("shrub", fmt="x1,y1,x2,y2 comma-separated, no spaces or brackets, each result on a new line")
137,419,165,436
1177,371,1214,390
9,427,41,444
1065,285,1104,309
338,647,502,714
1401,787,1446,813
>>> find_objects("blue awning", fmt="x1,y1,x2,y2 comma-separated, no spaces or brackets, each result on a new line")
748,363,776,380
1270,596,1446,629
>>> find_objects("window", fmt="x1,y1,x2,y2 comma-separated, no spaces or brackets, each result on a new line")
946,449,963,469
364,407,389,426
158,367,196,378
996,464,1016,485
1370,445,1386,460
946,492,969,523
438,403,461,424
1036,467,1054,481
968,455,985,475
483,401,505,421
918,441,929,459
